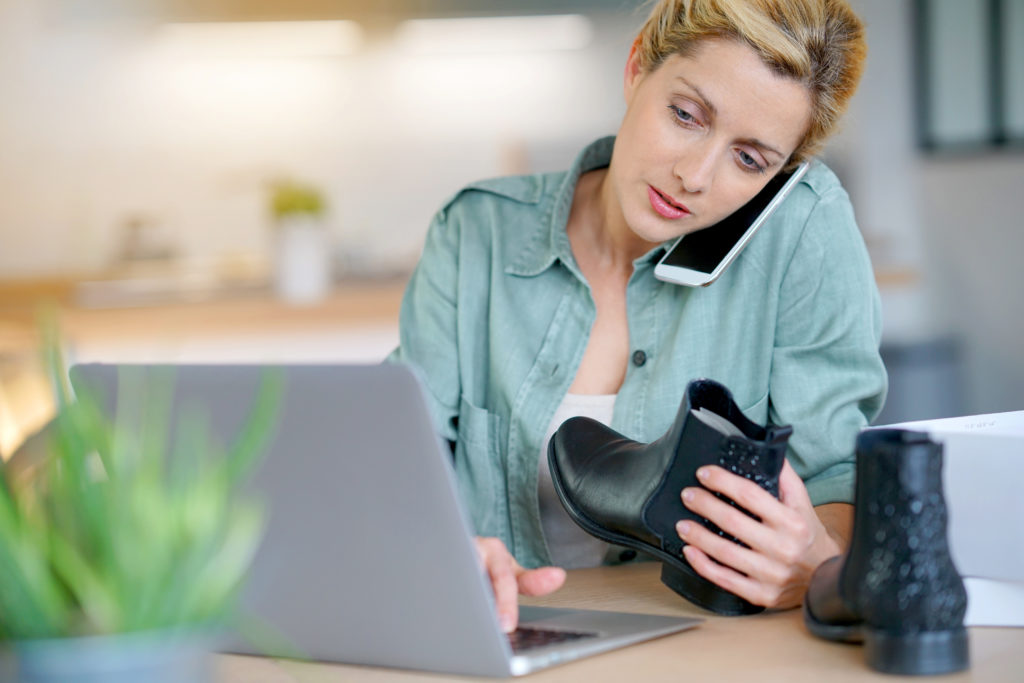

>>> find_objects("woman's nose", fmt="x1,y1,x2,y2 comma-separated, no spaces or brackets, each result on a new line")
673,147,716,194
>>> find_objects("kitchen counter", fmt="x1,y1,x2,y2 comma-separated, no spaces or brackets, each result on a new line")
0,276,407,458
0,276,406,354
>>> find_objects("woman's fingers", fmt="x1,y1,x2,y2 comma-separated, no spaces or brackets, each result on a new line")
518,566,567,597
475,537,566,632
681,472,779,555
680,543,768,605
677,518,802,607
675,515,792,589
678,463,842,609
685,466,811,557
777,458,813,508
682,544,806,608
477,537,522,632
694,465,781,524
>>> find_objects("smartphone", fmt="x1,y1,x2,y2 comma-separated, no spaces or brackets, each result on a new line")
653,161,809,287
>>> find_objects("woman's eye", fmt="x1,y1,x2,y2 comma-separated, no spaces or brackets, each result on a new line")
668,105,696,124
737,150,765,173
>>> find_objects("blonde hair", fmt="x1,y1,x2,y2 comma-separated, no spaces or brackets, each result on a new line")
635,0,866,167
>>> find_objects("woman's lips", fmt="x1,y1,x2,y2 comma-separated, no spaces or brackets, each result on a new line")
647,186,690,219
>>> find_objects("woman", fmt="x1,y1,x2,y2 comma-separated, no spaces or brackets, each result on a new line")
389,0,885,631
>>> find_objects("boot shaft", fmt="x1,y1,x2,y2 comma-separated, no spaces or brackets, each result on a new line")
842,429,967,632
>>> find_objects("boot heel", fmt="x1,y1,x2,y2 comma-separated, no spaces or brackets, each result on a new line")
660,563,763,616
863,627,969,675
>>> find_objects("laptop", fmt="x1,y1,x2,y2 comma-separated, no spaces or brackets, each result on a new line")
68,363,700,677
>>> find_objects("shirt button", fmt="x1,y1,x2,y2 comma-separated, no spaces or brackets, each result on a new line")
619,549,637,562
631,350,647,367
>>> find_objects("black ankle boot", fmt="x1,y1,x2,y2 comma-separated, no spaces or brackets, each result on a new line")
548,378,791,615
803,429,969,675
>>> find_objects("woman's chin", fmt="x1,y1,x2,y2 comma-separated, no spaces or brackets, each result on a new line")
626,215,694,248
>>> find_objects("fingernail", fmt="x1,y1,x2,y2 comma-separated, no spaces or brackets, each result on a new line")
697,467,710,480
500,614,515,633
682,487,695,502
676,520,691,537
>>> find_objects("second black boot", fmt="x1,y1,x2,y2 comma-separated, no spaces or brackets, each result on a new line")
803,429,969,675
548,378,791,615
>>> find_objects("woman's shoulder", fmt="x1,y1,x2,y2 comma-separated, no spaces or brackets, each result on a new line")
773,159,872,282
737,159,860,280
778,159,851,221
427,170,569,266
792,160,862,243
798,158,846,198
766,159,856,240
436,170,564,222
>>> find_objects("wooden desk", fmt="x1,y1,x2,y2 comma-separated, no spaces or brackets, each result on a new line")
217,563,1021,682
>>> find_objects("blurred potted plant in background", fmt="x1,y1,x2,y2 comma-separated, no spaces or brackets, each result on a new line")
269,178,333,306
0,335,281,682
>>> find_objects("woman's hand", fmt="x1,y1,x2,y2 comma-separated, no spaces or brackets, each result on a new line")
674,460,844,610
475,537,566,632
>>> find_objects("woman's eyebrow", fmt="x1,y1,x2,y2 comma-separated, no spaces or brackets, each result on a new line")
675,76,785,161
745,138,784,161
675,76,717,117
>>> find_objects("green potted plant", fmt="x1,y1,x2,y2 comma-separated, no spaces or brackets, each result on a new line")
0,341,281,682
268,179,333,305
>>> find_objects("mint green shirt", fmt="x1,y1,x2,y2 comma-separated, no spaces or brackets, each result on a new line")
388,137,887,568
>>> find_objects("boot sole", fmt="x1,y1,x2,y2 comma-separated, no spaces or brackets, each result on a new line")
802,602,970,675
802,599,863,643
865,627,970,676
548,443,763,616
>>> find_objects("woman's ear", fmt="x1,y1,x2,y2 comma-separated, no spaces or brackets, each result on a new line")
623,36,644,100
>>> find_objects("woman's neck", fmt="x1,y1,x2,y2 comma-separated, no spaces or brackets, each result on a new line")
568,168,658,278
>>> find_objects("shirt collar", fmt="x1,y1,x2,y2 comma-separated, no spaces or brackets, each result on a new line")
505,136,617,278
505,136,670,279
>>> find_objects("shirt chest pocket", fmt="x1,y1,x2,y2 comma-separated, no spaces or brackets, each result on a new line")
453,396,505,537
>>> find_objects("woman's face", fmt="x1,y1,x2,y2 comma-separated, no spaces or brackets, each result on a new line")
609,38,812,246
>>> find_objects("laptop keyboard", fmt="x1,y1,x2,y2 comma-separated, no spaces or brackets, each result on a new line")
507,626,599,653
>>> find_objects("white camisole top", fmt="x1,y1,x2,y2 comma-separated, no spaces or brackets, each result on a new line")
537,392,616,569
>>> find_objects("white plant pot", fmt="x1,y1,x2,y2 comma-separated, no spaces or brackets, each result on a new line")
273,217,332,305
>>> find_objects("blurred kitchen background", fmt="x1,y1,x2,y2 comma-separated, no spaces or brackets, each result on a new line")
1,0,1022,458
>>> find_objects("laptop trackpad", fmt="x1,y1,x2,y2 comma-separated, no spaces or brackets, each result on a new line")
518,606,580,623
517,605,696,638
